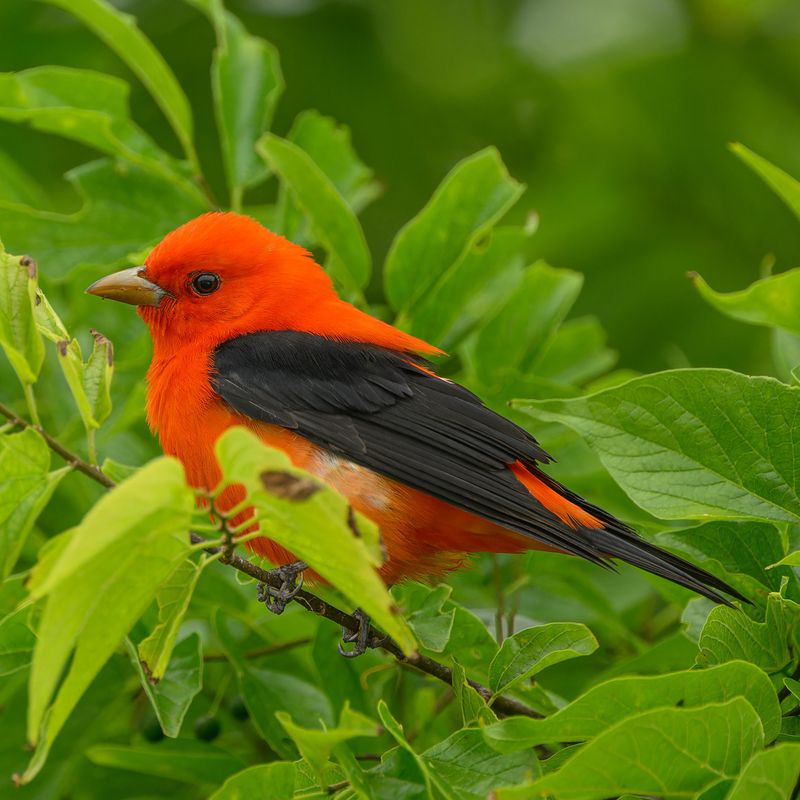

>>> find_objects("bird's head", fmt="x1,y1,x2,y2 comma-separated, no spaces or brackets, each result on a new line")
86,212,337,345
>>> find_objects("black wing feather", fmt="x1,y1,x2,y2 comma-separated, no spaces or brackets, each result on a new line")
212,331,745,604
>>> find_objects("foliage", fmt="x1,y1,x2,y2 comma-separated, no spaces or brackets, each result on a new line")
1,2,800,799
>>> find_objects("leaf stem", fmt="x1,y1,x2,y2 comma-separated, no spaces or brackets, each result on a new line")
86,428,98,466
22,384,40,426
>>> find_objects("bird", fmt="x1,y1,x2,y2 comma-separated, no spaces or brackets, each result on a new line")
87,212,744,652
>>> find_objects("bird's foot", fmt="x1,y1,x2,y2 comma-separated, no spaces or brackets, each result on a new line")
338,608,390,658
257,560,308,615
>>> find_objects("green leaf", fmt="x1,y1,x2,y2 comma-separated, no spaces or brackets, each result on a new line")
287,110,380,213
39,0,198,170
240,667,334,759
473,261,583,388
772,550,800,567
189,0,283,201
401,226,529,348
277,703,379,787
384,147,523,316
54,329,114,431
0,67,199,195
656,520,793,596
257,133,371,296
275,109,380,242
451,660,496,726
86,740,245,786
209,762,296,800
376,701,433,797
215,427,415,654
422,729,540,800
697,591,800,675
21,457,193,784
483,660,780,752
0,241,44,385
692,268,800,336
515,369,800,523
137,558,203,681
0,159,207,277
731,142,800,221
726,743,800,800
128,633,203,738
488,622,598,697
0,429,68,578
0,604,36,677
533,316,618,387
498,699,763,800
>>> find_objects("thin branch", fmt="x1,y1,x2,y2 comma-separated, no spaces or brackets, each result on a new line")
0,401,115,489
198,534,541,719
5,403,541,721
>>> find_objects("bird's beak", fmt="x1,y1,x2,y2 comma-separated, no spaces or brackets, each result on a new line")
85,266,169,307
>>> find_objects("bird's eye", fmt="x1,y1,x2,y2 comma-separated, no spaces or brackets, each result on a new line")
191,272,221,296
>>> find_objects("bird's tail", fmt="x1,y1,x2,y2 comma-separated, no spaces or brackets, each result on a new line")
516,464,748,606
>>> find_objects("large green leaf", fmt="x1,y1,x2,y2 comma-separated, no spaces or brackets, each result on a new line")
209,762,296,800
277,704,379,787
39,0,198,170
86,740,245,785
215,427,415,653
692,268,800,336
421,729,540,800
0,67,198,195
484,661,780,752
488,622,598,698
731,143,800,222
472,261,583,388
21,458,194,784
0,240,44,385
400,226,528,348
137,558,203,681
384,147,523,316
128,633,203,739
697,591,800,675
0,429,68,578
257,133,371,297
189,0,283,203
498,699,763,800
274,109,380,242
515,369,800,523
726,743,800,800
656,520,793,595
0,159,207,277
241,668,335,760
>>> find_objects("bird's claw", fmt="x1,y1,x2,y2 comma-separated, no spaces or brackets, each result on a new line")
257,560,308,615
338,608,389,658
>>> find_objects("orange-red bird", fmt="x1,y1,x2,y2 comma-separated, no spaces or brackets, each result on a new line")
88,212,741,606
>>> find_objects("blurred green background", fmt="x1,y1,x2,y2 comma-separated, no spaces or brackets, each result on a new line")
3,0,800,378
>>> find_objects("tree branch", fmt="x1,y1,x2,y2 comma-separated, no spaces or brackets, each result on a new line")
0,401,115,489
4,402,540,720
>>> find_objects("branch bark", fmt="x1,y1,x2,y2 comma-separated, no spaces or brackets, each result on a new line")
3,400,541,720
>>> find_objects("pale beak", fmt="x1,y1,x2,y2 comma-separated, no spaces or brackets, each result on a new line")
85,266,170,307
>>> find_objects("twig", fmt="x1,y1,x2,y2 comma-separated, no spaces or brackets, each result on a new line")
5,404,541,721
198,535,540,719
0,401,115,489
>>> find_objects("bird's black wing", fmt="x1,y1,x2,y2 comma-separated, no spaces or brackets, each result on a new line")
212,330,745,603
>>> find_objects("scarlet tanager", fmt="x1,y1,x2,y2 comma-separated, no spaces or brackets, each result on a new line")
87,212,743,616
